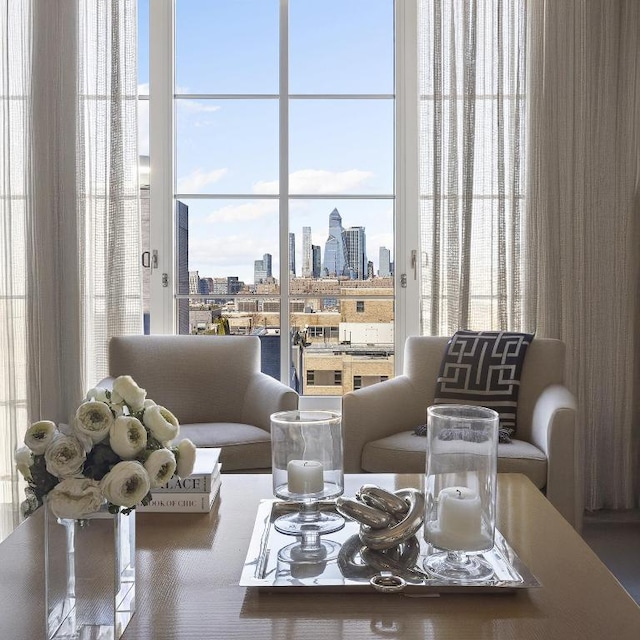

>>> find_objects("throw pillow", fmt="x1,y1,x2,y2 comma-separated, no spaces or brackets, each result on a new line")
429,330,534,442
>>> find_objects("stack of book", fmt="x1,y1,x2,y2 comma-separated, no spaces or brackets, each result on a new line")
139,448,222,513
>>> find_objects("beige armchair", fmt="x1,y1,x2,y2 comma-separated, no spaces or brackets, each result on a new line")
103,335,298,472
342,336,582,530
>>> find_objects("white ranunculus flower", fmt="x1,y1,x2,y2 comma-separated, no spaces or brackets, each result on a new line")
85,387,109,403
100,460,150,508
145,448,177,488
175,438,197,478
47,478,105,519
111,375,147,411
24,420,58,455
14,447,34,481
74,401,114,445
44,435,86,478
143,405,180,443
110,403,126,418
143,398,156,409
109,416,147,459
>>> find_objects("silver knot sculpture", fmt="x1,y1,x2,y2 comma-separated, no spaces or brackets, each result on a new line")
336,484,425,551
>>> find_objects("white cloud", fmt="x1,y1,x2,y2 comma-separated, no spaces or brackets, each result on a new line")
177,168,228,193
180,100,222,114
205,200,278,223
172,85,222,114
253,169,374,195
189,228,278,282
368,232,394,253
190,234,260,270
189,234,259,266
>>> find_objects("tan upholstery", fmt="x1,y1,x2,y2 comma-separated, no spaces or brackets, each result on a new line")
342,336,582,530
103,335,299,472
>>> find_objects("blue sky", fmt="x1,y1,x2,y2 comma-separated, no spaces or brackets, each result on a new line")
138,0,394,283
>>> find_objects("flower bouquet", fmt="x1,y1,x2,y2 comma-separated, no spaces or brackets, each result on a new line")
15,375,197,520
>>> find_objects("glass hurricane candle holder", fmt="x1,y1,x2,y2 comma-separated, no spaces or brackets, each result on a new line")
271,410,345,560
423,404,499,582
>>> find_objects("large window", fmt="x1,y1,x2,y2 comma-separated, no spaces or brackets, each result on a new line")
141,1,522,395
142,0,403,396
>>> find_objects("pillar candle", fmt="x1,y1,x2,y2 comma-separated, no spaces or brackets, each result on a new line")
427,486,490,551
287,460,324,495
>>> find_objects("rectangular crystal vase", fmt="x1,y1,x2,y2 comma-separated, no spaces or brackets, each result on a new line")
44,502,136,640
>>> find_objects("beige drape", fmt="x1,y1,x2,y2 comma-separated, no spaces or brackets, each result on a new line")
418,0,528,335
418,0,640,510
526,0,640,510
0,0,141,529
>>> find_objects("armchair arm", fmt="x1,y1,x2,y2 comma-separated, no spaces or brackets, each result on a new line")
530,384,582,530
241,373,299,432
342,376,426,473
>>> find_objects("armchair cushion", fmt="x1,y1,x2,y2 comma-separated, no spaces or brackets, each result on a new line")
177,422,272,472
433,330,534,440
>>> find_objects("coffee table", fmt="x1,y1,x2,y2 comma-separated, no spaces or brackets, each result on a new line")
1,473,638,639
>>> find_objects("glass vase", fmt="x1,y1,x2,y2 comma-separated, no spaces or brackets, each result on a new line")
44,500,136,640
423,404,499,582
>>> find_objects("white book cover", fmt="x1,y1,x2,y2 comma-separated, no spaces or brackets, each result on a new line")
139,475,222,513
154,448,222,493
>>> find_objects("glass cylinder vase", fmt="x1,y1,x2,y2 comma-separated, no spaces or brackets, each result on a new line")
44,499,136,640
423,404,499,582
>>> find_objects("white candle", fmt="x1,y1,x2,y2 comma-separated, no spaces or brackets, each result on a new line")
287,460,324,495
427,486,490,551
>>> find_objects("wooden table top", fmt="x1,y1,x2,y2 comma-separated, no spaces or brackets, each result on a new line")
1,473,639,640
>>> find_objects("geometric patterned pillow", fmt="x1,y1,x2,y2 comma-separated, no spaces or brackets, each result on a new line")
433,330,534,442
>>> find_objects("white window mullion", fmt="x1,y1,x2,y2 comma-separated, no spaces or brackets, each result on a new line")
149,0,175,334
396,0,421,369
279,0,290,383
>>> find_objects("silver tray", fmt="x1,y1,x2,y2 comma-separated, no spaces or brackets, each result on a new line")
240,499,541,594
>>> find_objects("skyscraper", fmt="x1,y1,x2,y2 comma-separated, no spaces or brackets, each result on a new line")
379,246,391,277
189,270,200,295
322,208,349,277
254,260,266,284
289,232,296,276
176,201,189,335
254,253,272,284
263,253,272,278
302,226,312,277
312,245,321,278
344,226,367,280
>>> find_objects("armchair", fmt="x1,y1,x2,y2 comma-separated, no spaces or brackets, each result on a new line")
102,335,299,472
342,336,582,530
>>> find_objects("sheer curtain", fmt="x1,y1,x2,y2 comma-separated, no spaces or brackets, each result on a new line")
417,0,528,335
526,0,640,510
0,0,140,531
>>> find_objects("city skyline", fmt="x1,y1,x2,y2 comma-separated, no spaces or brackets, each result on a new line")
189,206,393,287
